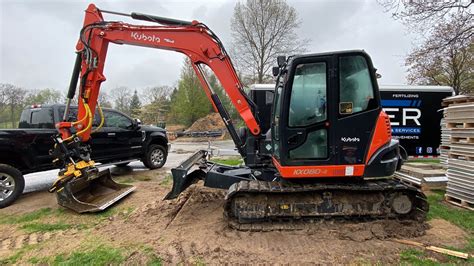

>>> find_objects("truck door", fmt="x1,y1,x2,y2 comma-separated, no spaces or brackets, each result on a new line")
88,109,109,160
26,107,57,167
102,110,142,158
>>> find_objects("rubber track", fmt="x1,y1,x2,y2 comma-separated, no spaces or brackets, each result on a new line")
225,179,429,231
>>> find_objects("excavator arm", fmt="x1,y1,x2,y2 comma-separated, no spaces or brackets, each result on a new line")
59,4,260,148
50,4,262,213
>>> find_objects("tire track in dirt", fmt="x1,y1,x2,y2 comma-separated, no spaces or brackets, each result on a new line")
0,230,68,251
41,183,455,265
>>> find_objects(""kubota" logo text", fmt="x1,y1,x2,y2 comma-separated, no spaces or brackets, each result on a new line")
131,32,160,43
341,137,360,142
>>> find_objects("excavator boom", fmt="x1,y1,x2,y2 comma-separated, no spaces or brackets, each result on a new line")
51,4,263,212
67,4,260,145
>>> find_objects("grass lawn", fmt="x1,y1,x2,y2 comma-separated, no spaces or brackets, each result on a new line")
210,157,243,166
407,158,441,164
400,190,474,264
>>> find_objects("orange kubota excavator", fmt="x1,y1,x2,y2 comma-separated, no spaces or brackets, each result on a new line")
50,4,428,227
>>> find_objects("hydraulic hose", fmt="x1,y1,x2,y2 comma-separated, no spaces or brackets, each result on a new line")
92,104,105,133
75,101,93,137
64,99,92,142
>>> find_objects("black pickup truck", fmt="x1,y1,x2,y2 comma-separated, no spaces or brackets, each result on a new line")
0,104,170,208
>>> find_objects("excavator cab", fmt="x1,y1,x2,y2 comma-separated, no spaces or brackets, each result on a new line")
270,50,400,178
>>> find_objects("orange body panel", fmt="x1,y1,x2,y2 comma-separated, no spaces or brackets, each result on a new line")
56,121,73,139
273,157,365,178
365,111,392,164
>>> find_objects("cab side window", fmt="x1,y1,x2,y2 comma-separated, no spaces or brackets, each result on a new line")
288,62,327,127
287,62,328,160
104,111,132,129
339,55,375,115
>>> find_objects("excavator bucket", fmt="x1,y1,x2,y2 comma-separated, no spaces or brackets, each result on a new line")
56,169,135,213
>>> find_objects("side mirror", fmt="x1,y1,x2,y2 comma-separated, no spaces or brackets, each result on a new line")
277,56,286,67
272,66,280,77
374,68,382,79
132,118,142,129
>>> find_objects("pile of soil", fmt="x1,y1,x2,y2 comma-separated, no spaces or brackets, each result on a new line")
166,124,186,132
186,113,226,132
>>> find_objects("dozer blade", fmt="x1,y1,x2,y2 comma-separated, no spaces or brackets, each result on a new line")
56,169,135,213
165,150,208,200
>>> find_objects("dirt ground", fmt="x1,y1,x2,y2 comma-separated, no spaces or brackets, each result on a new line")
0,167,470,264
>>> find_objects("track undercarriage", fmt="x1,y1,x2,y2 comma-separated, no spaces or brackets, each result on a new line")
225,179,428,231
166,150,429,231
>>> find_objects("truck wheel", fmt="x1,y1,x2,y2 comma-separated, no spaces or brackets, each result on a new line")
143,144,167,169
0,164,25,208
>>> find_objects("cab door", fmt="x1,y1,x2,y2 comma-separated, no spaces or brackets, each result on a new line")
334,53,381,165
276,55,335,169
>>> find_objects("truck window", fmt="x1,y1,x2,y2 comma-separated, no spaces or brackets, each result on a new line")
30,108,54,129
19,110,30,128
58,107,101,127
104,111,132,129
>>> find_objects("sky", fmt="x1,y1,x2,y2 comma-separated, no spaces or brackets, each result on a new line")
0,0,417,95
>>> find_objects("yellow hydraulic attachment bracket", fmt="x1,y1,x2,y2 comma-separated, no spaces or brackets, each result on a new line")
49,160,96,193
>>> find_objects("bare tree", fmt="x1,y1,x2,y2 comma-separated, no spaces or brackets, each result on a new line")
406,33,473,94
380,1,473,94
231,0,307,83
143,86,172,104
25,88,63,105
98,91,113,108
380,0,473,47
111,86,132,114
0,85,6,113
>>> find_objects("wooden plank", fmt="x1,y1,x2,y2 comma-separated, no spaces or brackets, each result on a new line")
448,152,474,161
445,195,474,211
442,95,474,106
394,173,447,191
392,239,471,259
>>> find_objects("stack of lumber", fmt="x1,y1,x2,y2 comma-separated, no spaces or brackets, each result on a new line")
442,95,474,210
394,162,447,191
439,117,450,167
